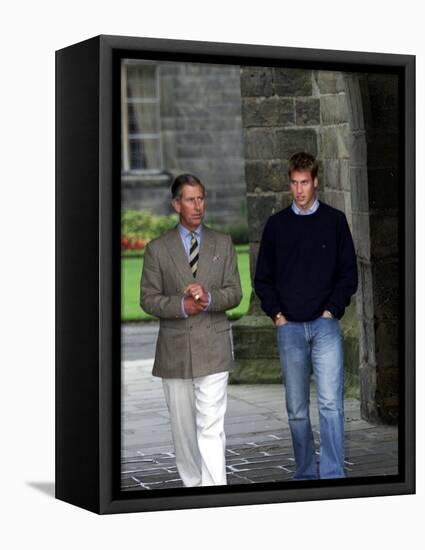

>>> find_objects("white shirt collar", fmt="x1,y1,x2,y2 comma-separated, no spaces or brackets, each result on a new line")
291,198,320,215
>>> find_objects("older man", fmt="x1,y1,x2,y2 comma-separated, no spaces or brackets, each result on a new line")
140,174,242,487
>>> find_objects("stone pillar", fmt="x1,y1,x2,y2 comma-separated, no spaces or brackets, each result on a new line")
358,74,400,423
231,67,319,383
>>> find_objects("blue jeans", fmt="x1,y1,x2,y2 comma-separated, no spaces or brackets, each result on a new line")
277,317,345,480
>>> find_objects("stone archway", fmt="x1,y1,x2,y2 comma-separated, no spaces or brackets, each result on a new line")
232,66,399,425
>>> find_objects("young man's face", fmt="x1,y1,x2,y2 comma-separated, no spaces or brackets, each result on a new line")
289,170,318,210
172,184,206,231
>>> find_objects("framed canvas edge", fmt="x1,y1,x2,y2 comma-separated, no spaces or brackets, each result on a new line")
90,35,415,514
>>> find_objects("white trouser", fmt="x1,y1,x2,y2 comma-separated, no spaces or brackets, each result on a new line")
162,371,228,487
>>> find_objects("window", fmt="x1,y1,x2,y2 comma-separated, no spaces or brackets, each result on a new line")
121,60,162,174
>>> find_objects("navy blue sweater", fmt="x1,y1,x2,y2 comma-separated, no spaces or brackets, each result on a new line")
254,202,358,322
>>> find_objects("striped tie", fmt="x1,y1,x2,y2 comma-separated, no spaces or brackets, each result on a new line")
189,232,199,277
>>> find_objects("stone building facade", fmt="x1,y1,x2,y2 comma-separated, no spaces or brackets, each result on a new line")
121,59,247,225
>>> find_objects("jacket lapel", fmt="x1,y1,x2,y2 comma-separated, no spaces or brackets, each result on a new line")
195,226,216,285
164,227,193,283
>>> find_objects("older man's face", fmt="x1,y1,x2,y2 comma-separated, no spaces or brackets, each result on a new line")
172,184,206,231
289,170,318,210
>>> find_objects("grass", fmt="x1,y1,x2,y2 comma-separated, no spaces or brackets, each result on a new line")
121,245,251,322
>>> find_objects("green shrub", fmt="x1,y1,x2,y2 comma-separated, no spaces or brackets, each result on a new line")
121,209,179,248
122,209,249,250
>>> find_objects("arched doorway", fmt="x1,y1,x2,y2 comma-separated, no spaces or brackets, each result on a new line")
233,67,399,424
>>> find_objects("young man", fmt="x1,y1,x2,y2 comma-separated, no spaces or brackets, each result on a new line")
254,152,358,480
140,174,242,487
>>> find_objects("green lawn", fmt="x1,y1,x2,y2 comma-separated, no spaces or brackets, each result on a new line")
122,245,251,321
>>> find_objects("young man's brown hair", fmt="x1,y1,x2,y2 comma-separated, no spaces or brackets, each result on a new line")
287,152,319,179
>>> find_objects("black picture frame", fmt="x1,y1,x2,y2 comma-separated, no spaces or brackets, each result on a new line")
56,34,415,514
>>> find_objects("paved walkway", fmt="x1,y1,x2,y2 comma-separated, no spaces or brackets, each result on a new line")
121,323,398,491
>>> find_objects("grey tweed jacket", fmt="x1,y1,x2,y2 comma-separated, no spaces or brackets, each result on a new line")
140,225,242,378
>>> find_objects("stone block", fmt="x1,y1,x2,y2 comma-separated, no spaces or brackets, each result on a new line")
245,160,288,193
315,70,345,94
352,211,371,260
322,159,341,190
176,132,213,146
340,300,360,398
281,192,293,209
159,76,177,117
323,190,346,213
275,128,318,159
244,128,276,160
231,314,282,383
232,344,281,369
176,144,203,158
240,66,274,97
215,135,245,158
247,193,282,242
295,98,320,125
359,318,376,371
249,243,260,284
344,74,365,131
340,160,351,191
175,103,209,118
242,98,294,128
208,103,243,118
320,125,350,159
349,130,368,165
350,166,369,213
274,99,297,127
273,68,313,97
320,94,349,125
320,160,349,192
359,362,378,422
343,334,360,399
201,117,243,132
344,193,353,229
357,259,374,321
